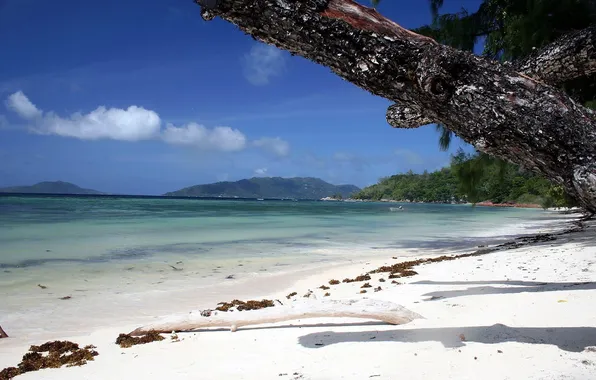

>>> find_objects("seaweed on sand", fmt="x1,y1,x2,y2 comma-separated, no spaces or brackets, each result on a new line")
116,331,164,348
365,231,561,279
342,274,371,283
328,279,340,285
369,253,489,278
0,341,98,379
0,367,19,380
215,299,275,312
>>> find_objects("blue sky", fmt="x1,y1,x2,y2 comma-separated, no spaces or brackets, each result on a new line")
0,0,481,195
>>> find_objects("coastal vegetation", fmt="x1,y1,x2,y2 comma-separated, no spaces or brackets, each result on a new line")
353,150,577,208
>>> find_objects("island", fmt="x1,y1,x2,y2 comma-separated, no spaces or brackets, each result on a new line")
164,177,360,200
0,181,104,195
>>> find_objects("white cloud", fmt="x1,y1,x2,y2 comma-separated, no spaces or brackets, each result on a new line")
333,152,353,161
253,137,290,157
39,106,161,141
3,92,292,157
5,91,160,141
254,167,268,176
333,152,369,171
162,122,246,152
394,148,423,165
216,173,230,182
5,91,42,119
243,43,285,85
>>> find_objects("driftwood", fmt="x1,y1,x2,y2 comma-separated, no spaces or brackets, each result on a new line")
129,299,423,335
0,325,8,338
193,0,596,214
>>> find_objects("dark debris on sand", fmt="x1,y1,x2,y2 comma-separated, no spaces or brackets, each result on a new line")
342,274,371,283
366,223,585,280
215,299,275,312
116,331,164,348
0,341,98,380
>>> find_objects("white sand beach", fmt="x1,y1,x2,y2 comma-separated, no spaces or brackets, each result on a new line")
1,212,595,379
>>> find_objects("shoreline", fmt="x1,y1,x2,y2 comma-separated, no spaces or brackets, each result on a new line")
2,212,595,379
0,212,567,342
325,198,546,209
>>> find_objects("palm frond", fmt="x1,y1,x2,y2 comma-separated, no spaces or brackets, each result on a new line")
435,124,453,151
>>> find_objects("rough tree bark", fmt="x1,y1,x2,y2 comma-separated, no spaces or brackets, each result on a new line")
194,0,596,214
516,25,596,85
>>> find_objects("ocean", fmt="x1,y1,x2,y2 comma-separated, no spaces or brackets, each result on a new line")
0,194,553,339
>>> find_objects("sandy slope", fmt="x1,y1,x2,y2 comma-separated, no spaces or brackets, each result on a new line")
1,215,595,380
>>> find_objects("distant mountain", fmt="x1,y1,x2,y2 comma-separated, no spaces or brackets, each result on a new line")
164,177,360,200
0,181,104,195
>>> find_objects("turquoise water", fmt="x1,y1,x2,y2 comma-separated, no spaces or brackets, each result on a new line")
0,195,548,269
0,194,555,340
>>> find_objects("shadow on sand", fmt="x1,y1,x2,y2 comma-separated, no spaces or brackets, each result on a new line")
382,217,594,252
298,323,596,352
411,280,596,301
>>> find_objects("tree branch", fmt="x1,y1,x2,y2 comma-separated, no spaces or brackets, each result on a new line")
387,25,596,130
516,25,596,85
194,0,596,213
385,104,435,129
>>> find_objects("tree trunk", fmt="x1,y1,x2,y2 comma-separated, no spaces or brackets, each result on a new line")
129,299,423,335
194,0,596,214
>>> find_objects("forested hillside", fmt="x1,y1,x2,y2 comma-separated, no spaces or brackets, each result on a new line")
353,151,576,208
0,181,103,195
165,177,360,199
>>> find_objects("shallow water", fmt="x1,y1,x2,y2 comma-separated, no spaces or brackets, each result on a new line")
0,195,553,339
0,195,549,265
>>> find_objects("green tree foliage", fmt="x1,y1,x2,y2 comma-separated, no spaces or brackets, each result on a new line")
414,0,596,204
331,192,343,200
369,0,594,207
353,168,459,203
353,150,577,208
417,0,596,114
417,0,596,63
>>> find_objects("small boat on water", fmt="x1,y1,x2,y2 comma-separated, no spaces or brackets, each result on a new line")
257,198,264,201
389,206,404,211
